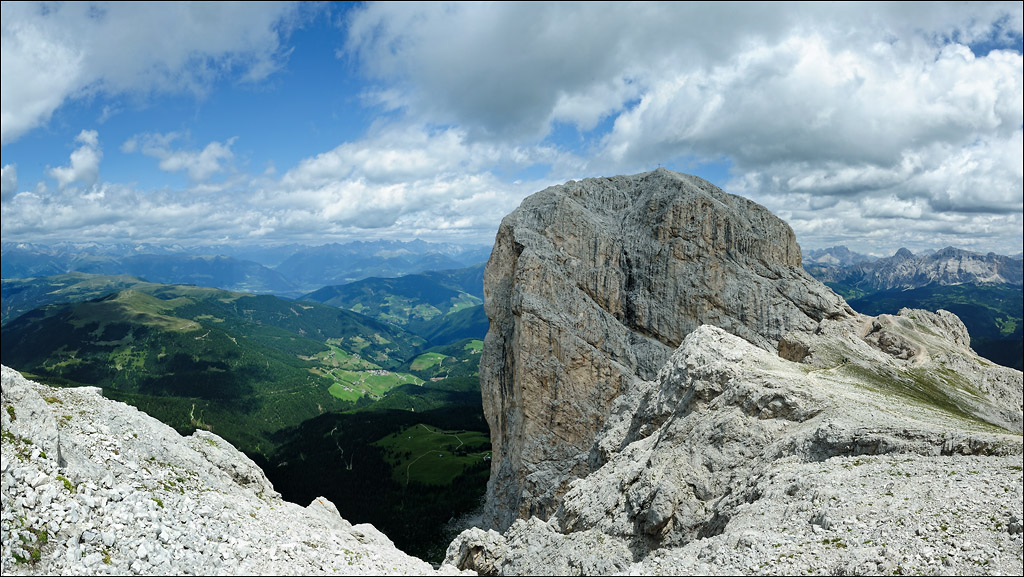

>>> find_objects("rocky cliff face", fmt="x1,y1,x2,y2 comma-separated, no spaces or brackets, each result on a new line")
480,169,853,530
468,168,1023,575
0,366,466,576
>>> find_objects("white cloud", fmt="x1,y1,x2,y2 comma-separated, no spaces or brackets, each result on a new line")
1,2,299,144
345,2,1022,140
597,36,1022,170
0,164,16,200
125,132,237,182
274,125,560,235
47,129,103,189
1,125,556,245
2,2,1021,254
333,2,1023,253
156,139,238,183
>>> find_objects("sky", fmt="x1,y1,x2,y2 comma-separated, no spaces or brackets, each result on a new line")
1,2,1022,257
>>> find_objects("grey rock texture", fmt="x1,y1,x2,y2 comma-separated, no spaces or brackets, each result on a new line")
451,322,1023,575
444,528,507,576
0,366,469,576
481,169,853,530
465,169,1023,574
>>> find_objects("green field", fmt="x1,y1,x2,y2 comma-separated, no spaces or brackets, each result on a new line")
401,338,483,381
410,352,448,371
325,368,423,401
313,342,380,371
448,293,481,314
374,424,490,486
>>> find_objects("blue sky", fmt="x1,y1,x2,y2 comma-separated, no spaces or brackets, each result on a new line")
2,2,1022,256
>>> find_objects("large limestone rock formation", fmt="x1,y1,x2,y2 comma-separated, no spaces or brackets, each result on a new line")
462,168,1022,575
452,316,1023,575
481,169,852,529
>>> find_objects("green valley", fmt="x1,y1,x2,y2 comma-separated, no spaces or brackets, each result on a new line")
375,424,490,486
300,264,488,347
403,338,484,381
0,273,491,563
0,282,427,454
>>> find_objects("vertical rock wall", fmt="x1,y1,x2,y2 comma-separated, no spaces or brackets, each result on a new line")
481,169,852,530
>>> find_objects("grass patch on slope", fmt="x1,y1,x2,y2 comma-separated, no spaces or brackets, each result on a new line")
374,424,490,486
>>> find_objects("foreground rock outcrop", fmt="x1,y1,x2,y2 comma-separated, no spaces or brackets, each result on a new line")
481,169,853,529
454,319,1022,575
0,366,465,576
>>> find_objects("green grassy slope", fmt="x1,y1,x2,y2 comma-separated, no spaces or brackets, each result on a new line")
1,272,150,324
298,265,486,346
1,275,491,563
0,284,427,453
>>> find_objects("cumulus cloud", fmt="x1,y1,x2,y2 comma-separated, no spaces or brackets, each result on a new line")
342,1,1022,253
125,132,238,182
345,2,1021,140
273,125,562,234
2,2,1021,254
1,125,554,245
0,164,16,200
1,2,299,144
47,129,103,189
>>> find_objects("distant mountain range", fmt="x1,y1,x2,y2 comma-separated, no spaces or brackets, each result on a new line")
803,245,878,267
804,245,1023,291
273,240,490,291
0,239,492,296
804,245,1023,370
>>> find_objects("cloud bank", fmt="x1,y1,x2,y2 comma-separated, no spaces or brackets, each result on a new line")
1,2,1021,255
1,2,299,144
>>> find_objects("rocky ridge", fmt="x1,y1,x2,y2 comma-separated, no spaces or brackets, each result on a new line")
481,169,853,530
450,316,1022,575
0,366,467,576
803,245,877,267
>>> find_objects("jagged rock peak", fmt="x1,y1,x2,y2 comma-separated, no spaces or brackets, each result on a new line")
894,247,915,259
480,169,853,530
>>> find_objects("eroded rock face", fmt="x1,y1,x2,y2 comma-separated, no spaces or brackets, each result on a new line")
481,169,853,530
